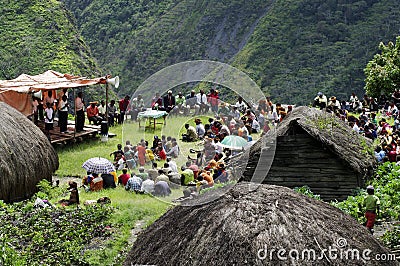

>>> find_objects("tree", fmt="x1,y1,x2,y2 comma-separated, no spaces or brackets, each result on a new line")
365,36,400,97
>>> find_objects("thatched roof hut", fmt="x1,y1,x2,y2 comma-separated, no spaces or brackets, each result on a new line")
240,106,377,201
0,102,59,202
124,182,395,265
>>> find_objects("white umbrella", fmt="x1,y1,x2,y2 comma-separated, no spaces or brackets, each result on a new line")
82,157,115,174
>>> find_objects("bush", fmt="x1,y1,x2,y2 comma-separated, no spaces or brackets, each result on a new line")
294,185,321,200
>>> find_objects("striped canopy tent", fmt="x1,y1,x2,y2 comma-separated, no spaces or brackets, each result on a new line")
0,70,107,116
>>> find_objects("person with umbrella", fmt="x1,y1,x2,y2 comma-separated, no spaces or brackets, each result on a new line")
82,157,116,190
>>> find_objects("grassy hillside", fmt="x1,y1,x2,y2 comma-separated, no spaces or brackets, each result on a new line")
0,0,104,100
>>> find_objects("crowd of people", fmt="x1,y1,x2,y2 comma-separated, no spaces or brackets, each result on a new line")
313,90,400,164
75,88,296,199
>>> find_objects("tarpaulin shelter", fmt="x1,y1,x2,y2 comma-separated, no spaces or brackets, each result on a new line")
0,70,107,116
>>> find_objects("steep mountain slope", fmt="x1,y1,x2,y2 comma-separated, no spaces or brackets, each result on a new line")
0,0,108,104
63,0,274,96
234,0,400,104
0,1,100,80
4,1,400,104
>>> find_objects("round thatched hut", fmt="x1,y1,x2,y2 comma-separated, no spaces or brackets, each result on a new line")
124,183,396,266
0,102,59,202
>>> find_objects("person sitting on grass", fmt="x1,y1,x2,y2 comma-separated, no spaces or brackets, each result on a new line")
110,144,124,163
59,181,79,206
141,178,155,194
125,173,143,192
166,157,178,173
153,180,171,197
118,168,131,186
182,123,197,142
213,163,229,183
156,145,167,161
166,141,180,158
147,162,159,180
363,185,380,234
180,166,194,186
124,146,136,169
136,166,149,180
155,169,170,184
102,173,116,189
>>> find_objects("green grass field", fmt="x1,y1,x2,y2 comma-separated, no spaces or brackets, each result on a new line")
53,114,240,265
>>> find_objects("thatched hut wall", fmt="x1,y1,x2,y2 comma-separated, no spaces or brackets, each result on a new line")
0,102,59,202
240,106,377,201
124,183,395,266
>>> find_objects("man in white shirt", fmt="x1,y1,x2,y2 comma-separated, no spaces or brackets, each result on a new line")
234,96,247,113
58,95,69,133
98,100,106,119
196,90,209,114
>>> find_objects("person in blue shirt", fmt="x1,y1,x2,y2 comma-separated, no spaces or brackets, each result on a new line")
374,146,386,163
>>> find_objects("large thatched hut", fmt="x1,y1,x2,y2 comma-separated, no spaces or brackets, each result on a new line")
240,106,376,201
124,183,395,266
0,102,59,202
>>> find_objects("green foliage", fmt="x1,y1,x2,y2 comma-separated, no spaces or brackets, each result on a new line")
0,202,114,265
234,0,400,105
365,36,400,97
199,180,237,195
0,0,104,101
331,162,400,223
293,185,321,200
380,226,400,249
36,179,63,200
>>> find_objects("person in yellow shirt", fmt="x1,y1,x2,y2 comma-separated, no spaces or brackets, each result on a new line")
363,185,380,234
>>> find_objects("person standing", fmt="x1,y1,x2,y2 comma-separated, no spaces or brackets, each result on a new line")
98,100,106,120
363,185,380,234
44,102,54,140
75,92,85,132
196,89,209,114
137,142,147,167
58,94,69,133
207,88,219,114
118,95,130,124
108,100,118,126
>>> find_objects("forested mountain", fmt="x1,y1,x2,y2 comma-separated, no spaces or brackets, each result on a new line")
0,1,100,79
234,0,400,104
64,0,400,104
0,1,109,101
3,0,400,105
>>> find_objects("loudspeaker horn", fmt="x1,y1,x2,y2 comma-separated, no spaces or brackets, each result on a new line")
33,90,42,100
106,76,119,88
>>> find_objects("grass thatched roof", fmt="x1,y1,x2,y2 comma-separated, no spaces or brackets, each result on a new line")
124,182,394,266
241,106,376,182
0,102,59,202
